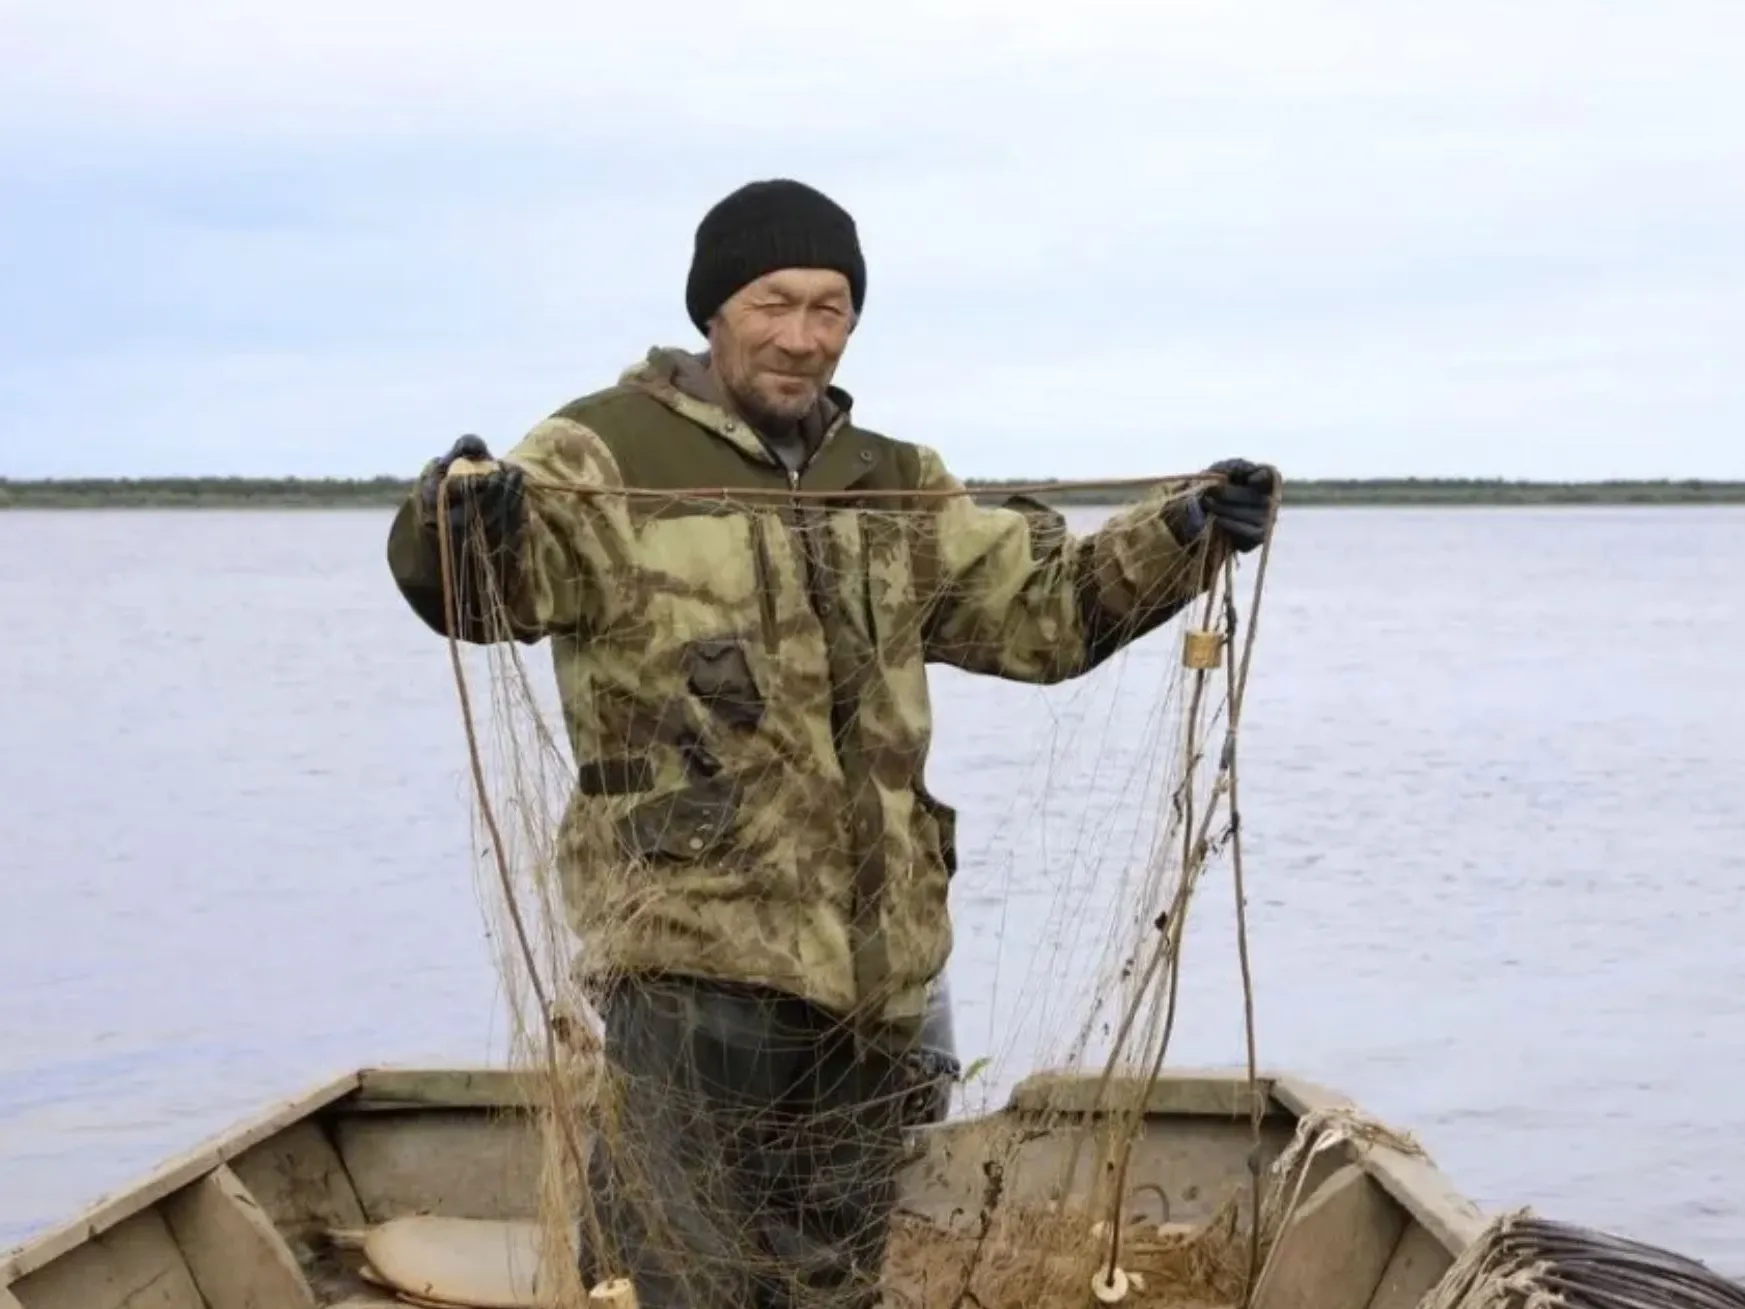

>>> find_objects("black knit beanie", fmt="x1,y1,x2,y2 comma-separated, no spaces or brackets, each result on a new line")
684,179,867,335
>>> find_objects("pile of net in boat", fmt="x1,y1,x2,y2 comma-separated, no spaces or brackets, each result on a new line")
1424,1211,1745,1309
881,1202,1253,1309
878,1204,1745,1309
434,474,1280,1309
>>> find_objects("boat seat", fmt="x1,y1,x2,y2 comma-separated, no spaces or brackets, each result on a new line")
336,1216,549,1309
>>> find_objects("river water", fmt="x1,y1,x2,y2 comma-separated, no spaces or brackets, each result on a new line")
2,505,1742,1271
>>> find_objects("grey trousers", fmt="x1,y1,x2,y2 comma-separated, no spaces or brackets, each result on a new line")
581,975,917,1309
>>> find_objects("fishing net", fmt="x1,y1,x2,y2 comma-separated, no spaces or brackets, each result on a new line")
1424,1212,1745,1309
432,470,1282,1309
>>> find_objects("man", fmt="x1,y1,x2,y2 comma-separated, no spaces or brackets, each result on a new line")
385,178,1277,1308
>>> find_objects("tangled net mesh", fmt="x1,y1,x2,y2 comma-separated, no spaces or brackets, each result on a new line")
434,472,1283,1309
1421,1210,1745,1309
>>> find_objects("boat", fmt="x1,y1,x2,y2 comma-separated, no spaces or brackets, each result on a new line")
0,1063,1491,1309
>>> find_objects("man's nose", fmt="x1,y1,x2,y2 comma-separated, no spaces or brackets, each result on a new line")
772,311,820,357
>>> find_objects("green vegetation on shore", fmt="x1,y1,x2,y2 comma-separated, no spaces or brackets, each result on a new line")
2,475,1742,510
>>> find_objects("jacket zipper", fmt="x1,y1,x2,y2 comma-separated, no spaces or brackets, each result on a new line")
750,509,782,652
789,468,823,621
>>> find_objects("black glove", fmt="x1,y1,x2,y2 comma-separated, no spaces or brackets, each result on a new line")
418,435,527,557
1200,458,1277,553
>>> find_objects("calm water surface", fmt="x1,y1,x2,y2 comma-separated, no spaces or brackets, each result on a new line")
2,506,1742,1269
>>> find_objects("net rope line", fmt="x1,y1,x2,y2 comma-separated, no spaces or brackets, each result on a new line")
431,470,1283,1308
489,472,1225,503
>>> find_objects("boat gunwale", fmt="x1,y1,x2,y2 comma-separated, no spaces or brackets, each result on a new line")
0,1072,366,1283
0,1064,1485,1288
1269,1074,1488,1254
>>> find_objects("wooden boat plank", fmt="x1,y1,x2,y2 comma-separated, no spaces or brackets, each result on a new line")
1270,1075,1488,1255
351,1069,538,1112
161,1164,318,1309
229,1121,370,1239
1365,1222,1458,1309
0,1071,361,1285
4,1208,205,1309
1005,1066,1283,1119
333,1111,549,1223
1251,1162,1408,1309
899,1098,1295,1230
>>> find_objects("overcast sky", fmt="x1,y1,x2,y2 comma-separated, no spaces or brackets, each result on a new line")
2,1,1741,480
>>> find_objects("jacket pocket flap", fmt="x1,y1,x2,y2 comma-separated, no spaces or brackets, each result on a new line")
616,776,742,861
683,637,765,729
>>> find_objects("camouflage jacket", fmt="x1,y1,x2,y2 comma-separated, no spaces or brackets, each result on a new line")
386,348,1223,1027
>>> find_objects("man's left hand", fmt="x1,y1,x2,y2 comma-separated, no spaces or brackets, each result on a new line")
1201,458,1278,553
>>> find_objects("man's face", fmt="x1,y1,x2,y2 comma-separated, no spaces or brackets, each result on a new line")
708,268,855,427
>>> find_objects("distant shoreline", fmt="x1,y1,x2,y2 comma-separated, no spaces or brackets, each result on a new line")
2,476,1742,509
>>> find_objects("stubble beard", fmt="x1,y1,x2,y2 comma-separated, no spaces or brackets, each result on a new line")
736,375,819,432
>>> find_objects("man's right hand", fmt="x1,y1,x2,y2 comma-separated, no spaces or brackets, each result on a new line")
1199,458,1277,553
419,435,528,554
